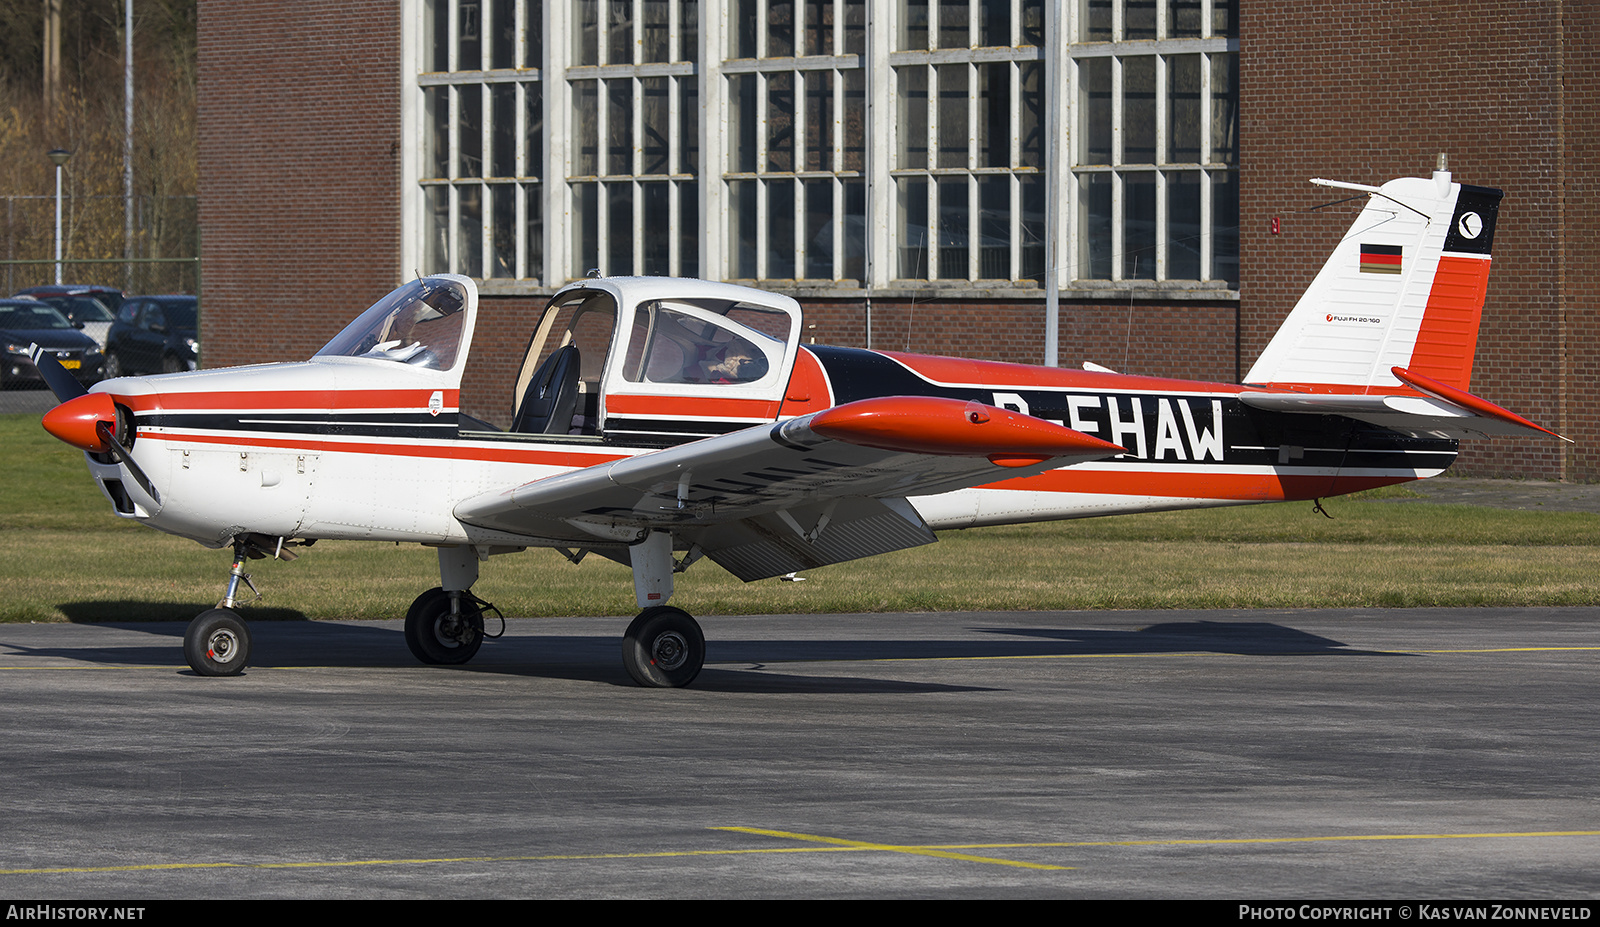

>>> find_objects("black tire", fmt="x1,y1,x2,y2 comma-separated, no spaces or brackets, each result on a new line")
184,608,252,677
161,354,183,374
622,606,705,688
404,587,484,665
102,352,124,379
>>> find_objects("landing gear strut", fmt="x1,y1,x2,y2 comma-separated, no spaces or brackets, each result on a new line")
183,539,261,676
622,606,705,688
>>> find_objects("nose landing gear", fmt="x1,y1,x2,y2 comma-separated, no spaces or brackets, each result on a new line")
184,607,252,677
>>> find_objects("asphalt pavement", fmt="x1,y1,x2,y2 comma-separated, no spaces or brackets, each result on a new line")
1,608,1597,898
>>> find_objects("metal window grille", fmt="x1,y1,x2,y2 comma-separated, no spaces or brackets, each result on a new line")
418,0,545,282
889,0,1047,284
565,0,700,279
1071,0,1238,284
403,0,1239,292
721,0,868,283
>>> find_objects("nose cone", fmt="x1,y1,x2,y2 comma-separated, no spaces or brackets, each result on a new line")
42,391,117,453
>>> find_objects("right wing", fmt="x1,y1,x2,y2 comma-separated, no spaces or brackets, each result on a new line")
454,396,1123,580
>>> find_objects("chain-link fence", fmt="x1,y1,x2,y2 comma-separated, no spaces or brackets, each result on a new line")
0,194,199,297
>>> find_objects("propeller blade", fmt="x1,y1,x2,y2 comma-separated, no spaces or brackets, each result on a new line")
95,419,160,504
27,343,88,403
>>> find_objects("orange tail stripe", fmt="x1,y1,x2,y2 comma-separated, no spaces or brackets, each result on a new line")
1409,254,1490,389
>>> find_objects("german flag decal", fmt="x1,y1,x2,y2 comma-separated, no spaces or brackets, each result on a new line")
1360,243,1403,274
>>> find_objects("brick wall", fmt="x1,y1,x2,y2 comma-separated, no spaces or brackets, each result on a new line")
197,1,403,368
1564,1,1600,480
1239,0,1589,479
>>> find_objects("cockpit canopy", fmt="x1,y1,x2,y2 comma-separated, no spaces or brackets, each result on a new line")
315,276,473,373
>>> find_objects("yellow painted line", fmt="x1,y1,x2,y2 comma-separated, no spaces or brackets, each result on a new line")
1398,647,1600,654
860,651,1215,664
712,826,1070,870
905,830,1600,850
6,829,1595,877
0,846,863,876
0,666,176,670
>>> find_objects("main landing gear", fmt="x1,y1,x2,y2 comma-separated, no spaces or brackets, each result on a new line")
403,586,495,665
621,606,706,688
397,595,707,688
400,538,708,687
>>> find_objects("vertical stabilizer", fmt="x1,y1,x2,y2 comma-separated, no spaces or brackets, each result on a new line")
1245,172,1502,391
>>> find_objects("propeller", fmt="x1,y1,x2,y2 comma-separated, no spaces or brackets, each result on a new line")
34,344,161,504
27,343,87,403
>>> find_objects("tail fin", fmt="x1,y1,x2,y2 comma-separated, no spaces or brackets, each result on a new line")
1244,171,1502,392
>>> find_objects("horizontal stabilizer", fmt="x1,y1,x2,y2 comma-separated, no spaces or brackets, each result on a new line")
1239,371,1567,442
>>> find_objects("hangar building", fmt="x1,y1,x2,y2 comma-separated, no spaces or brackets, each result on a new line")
196,0,1597,479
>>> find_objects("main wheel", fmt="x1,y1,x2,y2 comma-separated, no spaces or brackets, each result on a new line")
184,607,252,677
622,606,705,688
404,587,484,665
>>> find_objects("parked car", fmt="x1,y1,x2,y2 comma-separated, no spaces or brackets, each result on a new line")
22,292,118,348
14,284,125,313
104,295,200,377
0,298,104,389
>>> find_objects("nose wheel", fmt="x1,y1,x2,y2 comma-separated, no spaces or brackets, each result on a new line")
184,607,252,676
622,606,705,688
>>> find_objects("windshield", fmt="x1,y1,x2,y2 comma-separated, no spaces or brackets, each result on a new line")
152,298,197,330
41,296,115,324
314,278,468,371
0,304,73,331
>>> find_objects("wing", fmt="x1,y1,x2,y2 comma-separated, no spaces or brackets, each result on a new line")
454,396,1123,581
1240,365,1569,442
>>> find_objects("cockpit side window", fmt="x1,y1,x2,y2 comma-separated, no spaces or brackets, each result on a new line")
621,301,783,386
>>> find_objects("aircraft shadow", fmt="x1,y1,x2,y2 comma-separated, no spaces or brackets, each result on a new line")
13,612,1394,691
966,620,1397,657
57,601,311,625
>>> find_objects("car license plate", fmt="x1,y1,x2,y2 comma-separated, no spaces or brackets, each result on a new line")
60,360,80,369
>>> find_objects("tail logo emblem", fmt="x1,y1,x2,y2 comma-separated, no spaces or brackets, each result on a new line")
1458,212,1484,240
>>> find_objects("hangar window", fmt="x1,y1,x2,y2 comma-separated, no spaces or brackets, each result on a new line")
1074,0,1238,285
405,0,1239,294
722,0,869,283
419,0,546,282
891,0,1047,284
567,0,701,280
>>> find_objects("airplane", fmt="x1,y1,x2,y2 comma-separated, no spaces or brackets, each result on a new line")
32,169,1566,687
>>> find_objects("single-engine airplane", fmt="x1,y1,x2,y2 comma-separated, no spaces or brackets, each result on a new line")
34,170,1565,686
